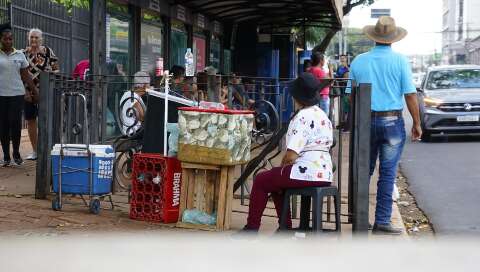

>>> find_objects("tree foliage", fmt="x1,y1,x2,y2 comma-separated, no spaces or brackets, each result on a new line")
301,0,376,53
52,0,89,11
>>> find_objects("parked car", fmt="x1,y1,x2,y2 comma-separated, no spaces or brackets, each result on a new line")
418,65,480,141
412,72,425,88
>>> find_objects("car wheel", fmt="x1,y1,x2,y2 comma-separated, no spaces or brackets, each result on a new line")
421,129,432,142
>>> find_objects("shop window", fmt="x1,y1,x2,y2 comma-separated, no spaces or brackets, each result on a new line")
170,20,188,68
210,37,221,71
106,1,131,138
223,49,231,75
140,11,163,74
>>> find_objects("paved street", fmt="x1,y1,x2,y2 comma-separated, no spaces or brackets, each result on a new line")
402,114,480,235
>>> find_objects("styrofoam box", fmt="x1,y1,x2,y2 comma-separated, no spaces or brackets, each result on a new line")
51,144,115,195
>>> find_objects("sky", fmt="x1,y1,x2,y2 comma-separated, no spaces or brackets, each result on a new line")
346,0,443,56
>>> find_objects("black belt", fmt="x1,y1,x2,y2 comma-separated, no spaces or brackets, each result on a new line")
371,110,402,117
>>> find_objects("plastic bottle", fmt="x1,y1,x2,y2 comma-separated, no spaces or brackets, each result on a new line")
185,48,194,77
182,209,216,225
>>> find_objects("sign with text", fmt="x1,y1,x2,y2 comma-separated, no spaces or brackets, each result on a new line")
149,0,160,12
140,23,163,72
177,5,186,22
193,37,206,72
371,8,391,18
197,14,206,29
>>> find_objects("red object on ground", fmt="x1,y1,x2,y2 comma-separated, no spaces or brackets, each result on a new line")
129,153,182,223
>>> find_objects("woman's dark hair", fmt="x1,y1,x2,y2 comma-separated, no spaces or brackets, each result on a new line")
171,65,185,79
0,23,12,38
311,51,325,66
303,59,312,72
106,61,120,75
196,71,208,85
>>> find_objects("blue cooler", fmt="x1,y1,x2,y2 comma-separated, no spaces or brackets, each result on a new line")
51,144,115,195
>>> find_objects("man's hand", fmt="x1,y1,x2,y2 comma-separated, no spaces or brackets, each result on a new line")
405,93,422,142
411,123,422,141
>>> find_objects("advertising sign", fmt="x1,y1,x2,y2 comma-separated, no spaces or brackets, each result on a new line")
140,23,163,72
193,37,206,73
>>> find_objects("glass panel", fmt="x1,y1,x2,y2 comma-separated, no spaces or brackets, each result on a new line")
106,12,130,138
193,36,206,73
170,30,188,67
223,49,231,75
210,38,221,71
427,69,480,90
140,23,163,73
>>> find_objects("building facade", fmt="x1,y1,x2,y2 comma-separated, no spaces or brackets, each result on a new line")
442,0,480,64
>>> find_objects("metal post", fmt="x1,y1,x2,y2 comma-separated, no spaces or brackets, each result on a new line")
351,83,371,233
90,0,106,143
35,72,54,199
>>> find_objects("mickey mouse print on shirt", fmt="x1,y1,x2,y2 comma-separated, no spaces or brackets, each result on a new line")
286,105,334,182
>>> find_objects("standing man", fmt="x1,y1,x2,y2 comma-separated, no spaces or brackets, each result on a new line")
348,16,422,234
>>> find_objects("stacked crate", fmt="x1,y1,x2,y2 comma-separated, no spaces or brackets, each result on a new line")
129,153,182,223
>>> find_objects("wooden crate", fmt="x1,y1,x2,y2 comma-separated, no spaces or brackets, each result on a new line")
176,162,235,231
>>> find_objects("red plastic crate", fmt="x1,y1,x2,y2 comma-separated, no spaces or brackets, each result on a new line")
129,153,182,223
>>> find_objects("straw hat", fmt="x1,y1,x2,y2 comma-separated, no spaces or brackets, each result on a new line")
363,16,407,44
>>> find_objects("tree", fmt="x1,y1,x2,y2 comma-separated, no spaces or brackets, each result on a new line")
52,0,89,11
311,0,376,53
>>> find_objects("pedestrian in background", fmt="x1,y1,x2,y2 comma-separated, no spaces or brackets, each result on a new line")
348,16,422,234
0,23,38,166
308,52,331,116
23,28,60,161
336,54,351,131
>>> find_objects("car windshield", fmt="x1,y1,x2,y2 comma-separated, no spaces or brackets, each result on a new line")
426,69,480,90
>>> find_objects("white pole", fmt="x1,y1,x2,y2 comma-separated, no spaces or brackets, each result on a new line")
163,71,170,157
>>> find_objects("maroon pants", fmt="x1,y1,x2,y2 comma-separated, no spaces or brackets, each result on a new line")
246,165,330,230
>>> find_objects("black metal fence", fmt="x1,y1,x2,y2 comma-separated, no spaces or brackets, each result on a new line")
36,72,372,232
0,0,89,74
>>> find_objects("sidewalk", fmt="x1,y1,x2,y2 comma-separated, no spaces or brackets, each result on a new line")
0,130,407,239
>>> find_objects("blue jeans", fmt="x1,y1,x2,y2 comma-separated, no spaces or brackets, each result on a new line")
319,96,330,117
370,116,406,225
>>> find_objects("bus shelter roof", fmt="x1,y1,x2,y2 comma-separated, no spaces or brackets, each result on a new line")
174,0,343,29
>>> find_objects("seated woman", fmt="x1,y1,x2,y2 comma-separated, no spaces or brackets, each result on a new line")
119,71,150,137
241,73,334,233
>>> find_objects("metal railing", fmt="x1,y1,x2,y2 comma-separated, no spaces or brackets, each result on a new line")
35,71,372,232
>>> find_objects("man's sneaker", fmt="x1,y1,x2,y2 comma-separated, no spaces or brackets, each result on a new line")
372,223,403,235
26,152,37,161
12,155,24,166
2,160,11,167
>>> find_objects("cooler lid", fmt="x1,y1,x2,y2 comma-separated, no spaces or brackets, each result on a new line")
51,144,115,158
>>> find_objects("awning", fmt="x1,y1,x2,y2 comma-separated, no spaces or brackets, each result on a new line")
173,0,343,29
